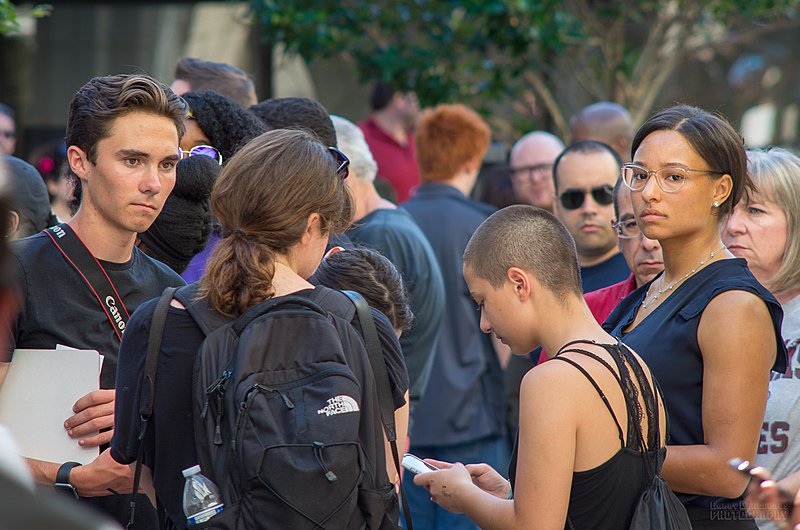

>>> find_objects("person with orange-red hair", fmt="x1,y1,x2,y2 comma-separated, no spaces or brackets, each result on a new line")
401,104,507,530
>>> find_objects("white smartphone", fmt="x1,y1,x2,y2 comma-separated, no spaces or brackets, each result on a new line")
402,453,439,475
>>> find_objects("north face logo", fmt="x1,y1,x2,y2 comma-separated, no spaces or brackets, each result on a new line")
317,395,360,416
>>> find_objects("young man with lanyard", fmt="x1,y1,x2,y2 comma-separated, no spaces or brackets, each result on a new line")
1,74,187,526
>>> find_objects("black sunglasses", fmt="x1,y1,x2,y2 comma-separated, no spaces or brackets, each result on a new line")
328,147,350,179
558,184,614,210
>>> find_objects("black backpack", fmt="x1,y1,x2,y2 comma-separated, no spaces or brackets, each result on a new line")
132,285,410,530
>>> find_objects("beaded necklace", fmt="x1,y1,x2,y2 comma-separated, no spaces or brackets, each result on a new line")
641,245,726,311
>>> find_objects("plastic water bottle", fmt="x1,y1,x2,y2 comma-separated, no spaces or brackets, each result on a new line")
182,465,224,525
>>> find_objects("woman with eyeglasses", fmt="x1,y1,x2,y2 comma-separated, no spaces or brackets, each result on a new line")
111,129,409,529
179,91,267,282
603,105,787,529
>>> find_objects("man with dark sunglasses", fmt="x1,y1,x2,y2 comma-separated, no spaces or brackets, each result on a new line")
552,140,630,293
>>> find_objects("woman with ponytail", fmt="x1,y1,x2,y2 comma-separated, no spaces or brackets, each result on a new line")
109,129,410,529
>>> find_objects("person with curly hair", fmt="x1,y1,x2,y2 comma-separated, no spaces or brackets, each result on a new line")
180,91,266,164
179,91,267,282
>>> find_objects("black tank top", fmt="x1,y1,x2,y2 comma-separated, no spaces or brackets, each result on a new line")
508,340,662,529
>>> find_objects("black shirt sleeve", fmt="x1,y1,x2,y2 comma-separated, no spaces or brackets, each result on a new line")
370,307,409,410
110,299,155,465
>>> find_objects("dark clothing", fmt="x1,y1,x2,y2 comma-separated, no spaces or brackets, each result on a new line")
580,252,630,294
111,288,408,529
402,183,505,447
348,207,444,409
359,118,420,203
509,341,660,530
604,258,787,519
182,231,219,284
402,435,507,530
8,231,185,386
7,230,184,527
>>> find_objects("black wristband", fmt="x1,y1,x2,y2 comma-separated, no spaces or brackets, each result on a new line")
54,461,82,499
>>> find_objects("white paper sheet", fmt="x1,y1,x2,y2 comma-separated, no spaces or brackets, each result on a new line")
0,349,102,464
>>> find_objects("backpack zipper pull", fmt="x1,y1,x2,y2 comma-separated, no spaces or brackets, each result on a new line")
202,371,232,420
232,386,260,456
254,384,295,409
313,441,337,483
210,371,231,446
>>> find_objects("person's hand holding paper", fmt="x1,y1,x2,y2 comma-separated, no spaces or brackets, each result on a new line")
65,389,115,447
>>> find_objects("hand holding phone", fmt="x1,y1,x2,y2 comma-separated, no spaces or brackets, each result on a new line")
402,453,439,475
730,458,796,521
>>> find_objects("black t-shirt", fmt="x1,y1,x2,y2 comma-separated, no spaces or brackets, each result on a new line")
348,208,444,409
580,252,630,294
111,288,408,529
7,231,185,387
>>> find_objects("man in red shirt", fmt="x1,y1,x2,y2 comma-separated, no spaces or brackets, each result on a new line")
358,82,421,202
538,179,663,363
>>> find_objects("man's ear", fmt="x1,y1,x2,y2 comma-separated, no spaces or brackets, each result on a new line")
6,211,18,239
465,154,483,175
507,267,532,301
66,146,90,181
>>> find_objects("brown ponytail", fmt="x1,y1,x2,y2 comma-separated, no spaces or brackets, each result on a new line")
199,129,353,316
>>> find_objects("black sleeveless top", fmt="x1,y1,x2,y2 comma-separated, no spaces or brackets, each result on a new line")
508,340,662,530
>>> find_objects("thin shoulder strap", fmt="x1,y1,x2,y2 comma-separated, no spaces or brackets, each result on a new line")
128,286,177,529
339,290,414,530
550,355,625,446
559,346,624,388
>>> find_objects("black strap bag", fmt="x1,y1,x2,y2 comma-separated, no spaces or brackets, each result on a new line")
132,285,411,530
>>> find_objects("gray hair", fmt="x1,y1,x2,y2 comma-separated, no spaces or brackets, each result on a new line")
331,115,377,182
746,147,800,294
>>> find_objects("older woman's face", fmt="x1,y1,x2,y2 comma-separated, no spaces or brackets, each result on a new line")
723,191,787,287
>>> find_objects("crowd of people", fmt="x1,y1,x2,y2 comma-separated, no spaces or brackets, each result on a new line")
0,55,796,530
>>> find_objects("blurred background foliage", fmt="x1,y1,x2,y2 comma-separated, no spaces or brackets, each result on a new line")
250,0,800,139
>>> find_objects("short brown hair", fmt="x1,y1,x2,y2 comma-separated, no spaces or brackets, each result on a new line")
66,74,187,164
200,129,353,316
175,57,257,108
631,104,751,218
414,104,491,182
464,205,583,301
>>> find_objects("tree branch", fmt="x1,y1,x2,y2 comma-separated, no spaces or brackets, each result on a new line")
523,70,569,139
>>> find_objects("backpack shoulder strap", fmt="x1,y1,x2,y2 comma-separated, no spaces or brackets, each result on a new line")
307,286,356,321
338,289,414,530
174,283,234,336
129,286,177,529
340,290,397,442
